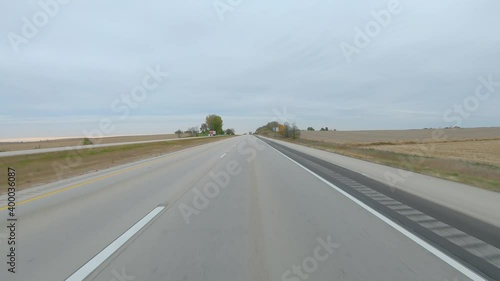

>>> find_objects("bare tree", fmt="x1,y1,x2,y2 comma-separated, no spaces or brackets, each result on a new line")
175,129,182,138
186,126,199,137
200,123,208,134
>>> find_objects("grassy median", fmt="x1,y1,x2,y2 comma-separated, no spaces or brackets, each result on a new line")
0,136,232,194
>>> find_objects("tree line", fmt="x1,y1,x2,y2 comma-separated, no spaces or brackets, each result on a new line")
306,127,335,131
175,114,235,137
255,121,300,139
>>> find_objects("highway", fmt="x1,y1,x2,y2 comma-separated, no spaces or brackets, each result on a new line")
0,135,499,280
0,136,214,157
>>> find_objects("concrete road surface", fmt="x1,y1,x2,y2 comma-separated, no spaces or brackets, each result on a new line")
0,136,214,157
260,137,500,229
0,136,498,281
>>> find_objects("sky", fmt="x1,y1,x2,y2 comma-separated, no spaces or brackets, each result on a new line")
1,0,499,140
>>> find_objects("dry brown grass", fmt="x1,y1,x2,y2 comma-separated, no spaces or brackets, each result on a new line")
286,138,500,192
370,139,500,167
0,136,231,194
279,128,500,191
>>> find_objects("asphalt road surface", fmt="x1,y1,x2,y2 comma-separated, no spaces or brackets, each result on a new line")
0,136,498,281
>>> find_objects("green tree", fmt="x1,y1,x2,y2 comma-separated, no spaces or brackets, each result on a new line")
281,122,300,139
306,127,315,131
225,128,235,135
255,121,279,135
205,114,223,135
83,137,93,145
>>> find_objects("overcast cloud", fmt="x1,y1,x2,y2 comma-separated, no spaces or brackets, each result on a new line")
1,0,499,140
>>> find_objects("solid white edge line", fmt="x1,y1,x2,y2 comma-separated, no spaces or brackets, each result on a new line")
265,142,486,281
66,206,165,281
220,153,227,158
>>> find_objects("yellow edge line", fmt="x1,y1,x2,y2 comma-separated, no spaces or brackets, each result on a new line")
0,152,183,211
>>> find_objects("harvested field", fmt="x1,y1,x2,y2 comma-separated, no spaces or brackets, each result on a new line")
300,127,500,145
370,139,500,167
